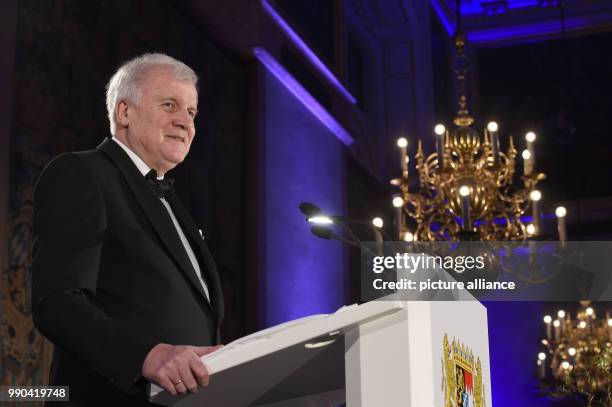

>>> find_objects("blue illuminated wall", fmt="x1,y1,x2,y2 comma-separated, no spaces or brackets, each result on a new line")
260,68,347,327
486,302,549,407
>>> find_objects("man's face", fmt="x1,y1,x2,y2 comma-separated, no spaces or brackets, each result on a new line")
122,66,198,175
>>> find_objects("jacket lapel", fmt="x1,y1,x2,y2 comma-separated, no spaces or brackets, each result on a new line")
166,194,225,324
97,138,212,307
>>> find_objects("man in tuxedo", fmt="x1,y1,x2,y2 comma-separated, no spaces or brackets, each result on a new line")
31,53,224,406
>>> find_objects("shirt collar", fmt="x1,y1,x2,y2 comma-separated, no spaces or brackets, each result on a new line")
111,136,163,180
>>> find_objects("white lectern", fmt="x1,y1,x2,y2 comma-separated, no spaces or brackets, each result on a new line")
148,296,492,406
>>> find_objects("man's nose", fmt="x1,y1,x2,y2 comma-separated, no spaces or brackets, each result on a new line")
172,111,192,130
172,119,186,130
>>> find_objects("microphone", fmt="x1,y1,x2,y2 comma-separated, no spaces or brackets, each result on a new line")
300,203,384,257
310,225,333,239
310,225,362,250
299,202,322,218
299,201,391,241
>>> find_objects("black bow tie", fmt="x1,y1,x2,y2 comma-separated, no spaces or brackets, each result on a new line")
145,170,175,198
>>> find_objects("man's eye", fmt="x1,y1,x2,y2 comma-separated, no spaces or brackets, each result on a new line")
163,102,175,109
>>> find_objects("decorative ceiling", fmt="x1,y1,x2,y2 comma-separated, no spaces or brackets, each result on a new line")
430,0,612,46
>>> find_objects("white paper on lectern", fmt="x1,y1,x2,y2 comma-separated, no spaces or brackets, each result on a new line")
206,313,328,356
148,300,402,400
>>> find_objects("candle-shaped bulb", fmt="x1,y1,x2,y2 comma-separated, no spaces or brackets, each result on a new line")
459,185,470,197
398,137,408,173
522,149,531,160
434,124,446,168
607,318,612,327
568,347,577,356
544,315,552,340
393,195,403,239
372,217,384,228
579,321,587,329
557,206,568,244
558,310,566,319
537,357,546,378
403,231,414,242
526,224,536,236
553,319,561,341
561,361,570,370
522,149,533,176
488,122,500,163
538,352,547,361
586,307,594,316
372,218,384,254
524,132,536,175
530,190,541,233
525,131,536,143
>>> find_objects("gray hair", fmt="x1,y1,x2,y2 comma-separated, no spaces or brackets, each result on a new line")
105,53,198,135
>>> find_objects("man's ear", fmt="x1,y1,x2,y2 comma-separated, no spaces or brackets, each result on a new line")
116,101,129,128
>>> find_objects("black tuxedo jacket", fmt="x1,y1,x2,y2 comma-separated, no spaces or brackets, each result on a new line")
31,137,224,406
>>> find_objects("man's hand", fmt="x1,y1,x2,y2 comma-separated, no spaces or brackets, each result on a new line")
142,343,223,396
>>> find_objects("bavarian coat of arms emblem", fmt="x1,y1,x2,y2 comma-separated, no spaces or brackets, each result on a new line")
442,334,486,407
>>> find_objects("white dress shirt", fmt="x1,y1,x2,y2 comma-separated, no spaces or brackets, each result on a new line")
111,137,210,302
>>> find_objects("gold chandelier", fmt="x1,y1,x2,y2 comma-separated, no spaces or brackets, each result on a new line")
538,303,612,403
390,28,546,242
